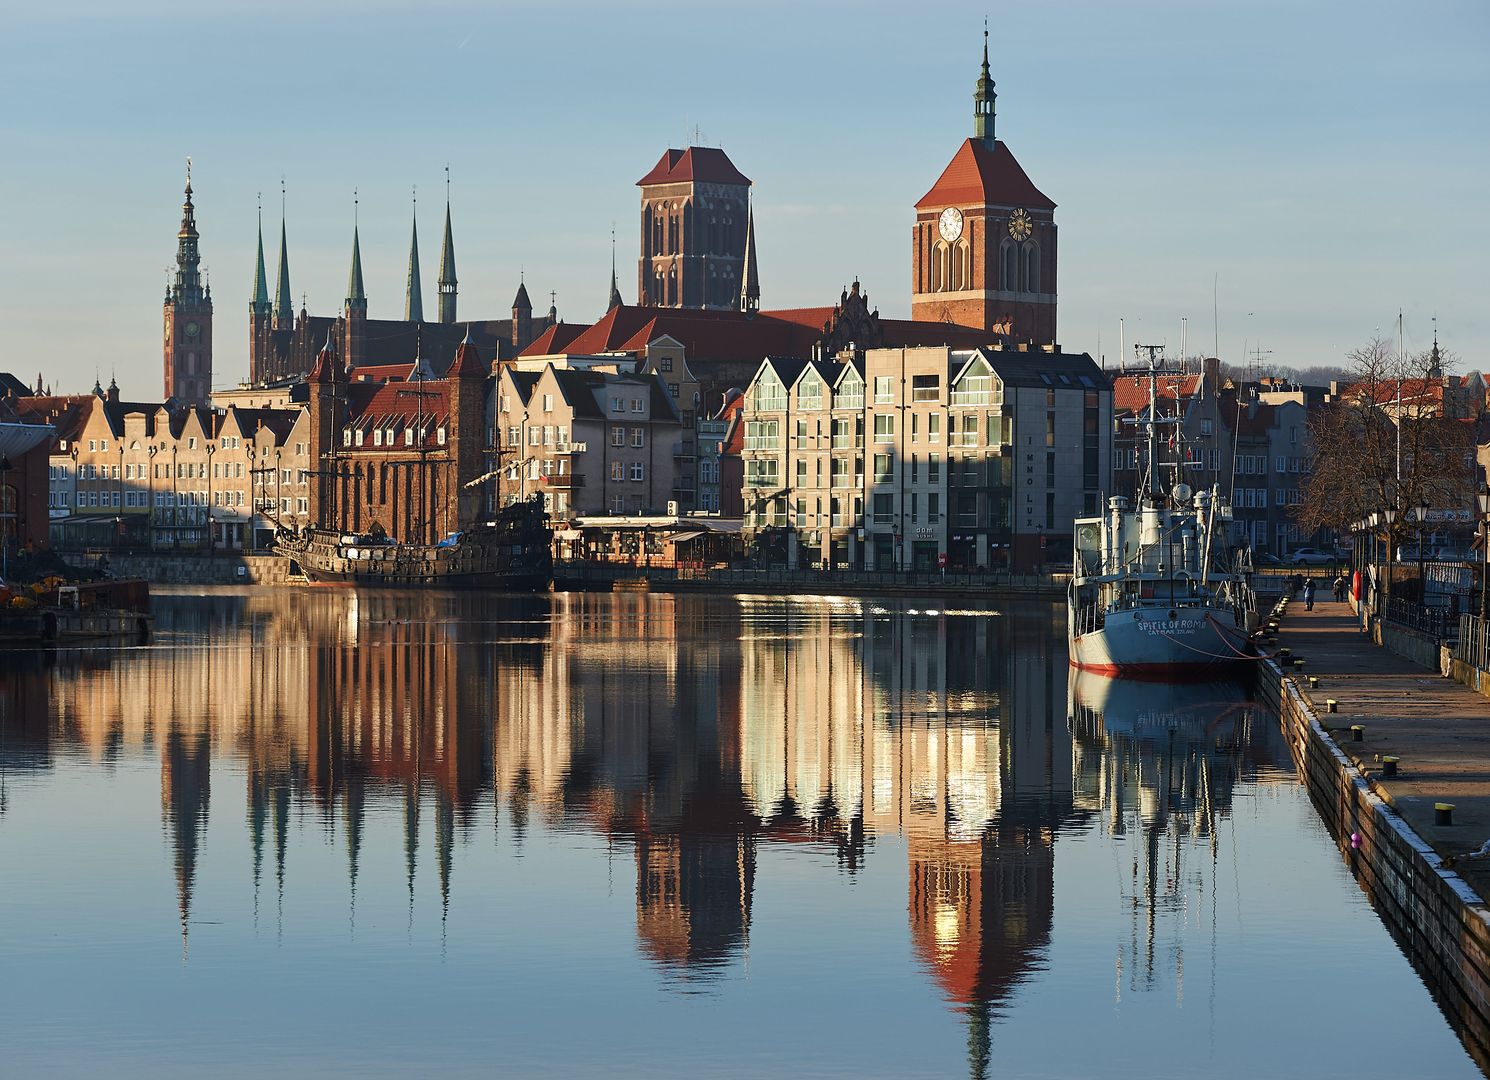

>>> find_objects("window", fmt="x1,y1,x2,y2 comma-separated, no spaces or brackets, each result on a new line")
611,427,625,447
928,493,940,522
1201,419,1213,436
188,438,197,450
874,376,893,404
873,414,895,442
796,420,809,449
873,454,893,483
660,356,673,372
1046,413,1056,448
611,397,624,413
1276,455,1287,473
437,427,447,446
630,462,645,482
796,459,808,486
542,394,553,413
928,454,941,483
837,374,864,410
631,398,644,413
611,461,624,481
799,376,823,411
753,373,787,411
952,369,996,406
744,420,780,450
872,493,893,524
557,426,570,449
404,429,415,446
832,418,851,449
831,459,851,488
911,374,939,402
928,414,941,443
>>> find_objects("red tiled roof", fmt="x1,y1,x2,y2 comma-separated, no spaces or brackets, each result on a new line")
1342,378,1449,406
522,322,592,356
1111,374,1201,414
915,139,1055,211
636,146,751,188
351,363,414,382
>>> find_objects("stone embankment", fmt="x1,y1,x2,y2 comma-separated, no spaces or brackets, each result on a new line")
1263,598,1490,1071
66,552,297,586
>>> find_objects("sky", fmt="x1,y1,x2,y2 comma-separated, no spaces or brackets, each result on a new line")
1,0,1486,399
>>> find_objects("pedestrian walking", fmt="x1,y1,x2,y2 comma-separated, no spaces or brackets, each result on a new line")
1332,574,1346,602
1304,578,1315,611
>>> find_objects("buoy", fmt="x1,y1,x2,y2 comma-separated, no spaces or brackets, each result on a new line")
1350,831,1363,850
1382,756,1399,777
1437,803,1456,827
1351,724,1365,741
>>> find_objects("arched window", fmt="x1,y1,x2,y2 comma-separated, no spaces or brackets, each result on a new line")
1001,240,1018,291
957,239,971,291
1022,241,1040,294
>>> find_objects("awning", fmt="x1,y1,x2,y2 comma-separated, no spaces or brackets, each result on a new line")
669,531,705,543
556,529,583,541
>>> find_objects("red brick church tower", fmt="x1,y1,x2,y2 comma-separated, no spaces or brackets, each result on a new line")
911,32,1057,345
163,161,213,405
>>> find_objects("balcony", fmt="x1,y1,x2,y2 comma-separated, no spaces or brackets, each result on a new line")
541,474,583,488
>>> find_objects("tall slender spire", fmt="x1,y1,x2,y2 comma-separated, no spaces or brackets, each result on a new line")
346,189,367,314
406,189,424,323
274,179,293,327
172,158,205,305
437,167,457,324
973,22,996,149
608,223,623,310
251,198,270,316
740,200,760,313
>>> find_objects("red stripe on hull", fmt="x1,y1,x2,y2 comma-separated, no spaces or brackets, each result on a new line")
1069,658,1249,682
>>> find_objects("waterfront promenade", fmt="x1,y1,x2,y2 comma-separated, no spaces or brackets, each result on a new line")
1276,598,1490,892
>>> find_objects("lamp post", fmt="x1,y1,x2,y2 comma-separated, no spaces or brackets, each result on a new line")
1382,505,1398,619
205,442,216,554
1478,490,1490,623
1414,500,1430,606
147,445,158,550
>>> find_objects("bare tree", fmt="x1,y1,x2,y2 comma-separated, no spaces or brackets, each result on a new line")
1297,336,1476,548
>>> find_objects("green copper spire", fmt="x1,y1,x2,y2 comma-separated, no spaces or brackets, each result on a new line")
346,192,366,314
250,204,270,316
274,202,293,328
973,24,996,149
437,174,457,324
405,202,424,323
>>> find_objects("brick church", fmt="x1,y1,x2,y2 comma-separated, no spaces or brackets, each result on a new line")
911,31,1058,344
244,194,553,386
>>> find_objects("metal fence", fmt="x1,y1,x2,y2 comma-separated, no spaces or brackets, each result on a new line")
1383,596,1456,641
555,561,1069,594
1457,614,1490,671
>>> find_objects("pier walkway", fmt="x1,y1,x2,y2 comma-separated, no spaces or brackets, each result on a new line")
1277,598,1490,894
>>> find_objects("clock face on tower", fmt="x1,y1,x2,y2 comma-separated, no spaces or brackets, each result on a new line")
186,321,200,338
1008,208,1033,242
938,206,964,243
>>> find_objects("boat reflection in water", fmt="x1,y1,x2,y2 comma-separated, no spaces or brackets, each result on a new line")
1,593,1482,1080
1068,670,1282,995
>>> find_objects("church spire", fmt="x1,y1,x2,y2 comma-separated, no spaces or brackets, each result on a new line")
437,167,457,324
740,201,760,313
406,190,424,323
608,223,623,310
274,181,293,328
973,23,996,149
346,190,367,315
172,158,205,305
250,199,270,316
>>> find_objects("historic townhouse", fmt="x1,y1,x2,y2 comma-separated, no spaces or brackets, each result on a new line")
494,362,681,520
740,344,1109,572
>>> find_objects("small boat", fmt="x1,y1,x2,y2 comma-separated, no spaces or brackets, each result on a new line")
0,578,152,647
1067,346,1257,678
276,495,553,591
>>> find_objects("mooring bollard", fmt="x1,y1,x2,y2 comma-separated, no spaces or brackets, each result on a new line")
1382,756,1399,777
1280,647,1292,658
1308,675,1319,689
1327,699,1339,713
1436,803,1455,826
1350,724,1364,741
1293,658,1306,669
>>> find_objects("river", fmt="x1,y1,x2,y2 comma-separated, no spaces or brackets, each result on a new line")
0,588,1479,1078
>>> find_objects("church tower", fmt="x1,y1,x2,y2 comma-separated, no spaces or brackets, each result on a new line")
637,146,751,309
911,31,1057,344
164,161,213,406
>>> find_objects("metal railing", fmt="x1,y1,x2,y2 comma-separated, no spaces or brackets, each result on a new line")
554,561,1071,593
1456,614,1490,671
1383,596,1455,641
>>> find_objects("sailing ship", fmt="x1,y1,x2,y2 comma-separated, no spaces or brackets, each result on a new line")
276,494,553,590
1067,346,1257,677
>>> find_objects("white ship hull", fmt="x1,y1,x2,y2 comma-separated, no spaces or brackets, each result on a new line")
1069,604,1254,678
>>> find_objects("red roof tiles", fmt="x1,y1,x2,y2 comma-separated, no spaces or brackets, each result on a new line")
915,139,1055,211
636,146,751,188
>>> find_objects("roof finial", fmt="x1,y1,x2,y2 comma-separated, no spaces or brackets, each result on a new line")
354,186,359,226
185,155,193,195
974,19,997,149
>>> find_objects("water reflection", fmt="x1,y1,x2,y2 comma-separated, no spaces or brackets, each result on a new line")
0,590,1477,1079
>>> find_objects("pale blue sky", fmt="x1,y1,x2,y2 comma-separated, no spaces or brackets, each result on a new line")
2,0,1486,398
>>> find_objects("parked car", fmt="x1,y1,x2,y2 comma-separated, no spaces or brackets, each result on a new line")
1288,547,1339,565
1394,544,1470,563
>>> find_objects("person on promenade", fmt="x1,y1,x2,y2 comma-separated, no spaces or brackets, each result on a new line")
1304,577,1315,611
1332,573,1346,602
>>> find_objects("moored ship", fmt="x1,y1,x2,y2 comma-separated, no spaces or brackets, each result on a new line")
1067,347,1257,678
276,495,553,590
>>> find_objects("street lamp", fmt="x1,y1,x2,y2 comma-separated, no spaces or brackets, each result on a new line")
1478,489,1490,623
1382,506,1397,616
1415,500,1431,604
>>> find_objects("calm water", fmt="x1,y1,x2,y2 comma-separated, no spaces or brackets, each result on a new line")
0,589,1479,1079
